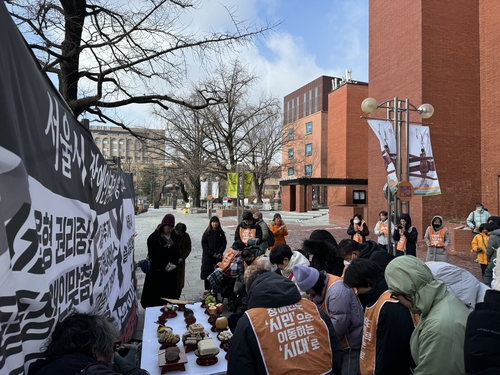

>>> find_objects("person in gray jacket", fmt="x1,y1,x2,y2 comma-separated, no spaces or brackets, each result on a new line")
466,202,491,234
424,215,450,262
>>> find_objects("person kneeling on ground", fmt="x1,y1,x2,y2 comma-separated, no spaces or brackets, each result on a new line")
28,312,148,375
227,270,344,375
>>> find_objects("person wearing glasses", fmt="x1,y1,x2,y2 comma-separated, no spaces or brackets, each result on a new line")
28,312,149,375
385,256,470,375
343,258,415,375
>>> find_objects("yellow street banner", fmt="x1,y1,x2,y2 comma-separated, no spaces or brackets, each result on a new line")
227,172,238,197
244,172,253,196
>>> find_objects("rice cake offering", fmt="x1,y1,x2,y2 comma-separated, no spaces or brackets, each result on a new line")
188,323,204,334
197,339,218,356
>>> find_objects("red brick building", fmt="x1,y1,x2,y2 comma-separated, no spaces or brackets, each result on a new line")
281,76,369,220
281,1,500,234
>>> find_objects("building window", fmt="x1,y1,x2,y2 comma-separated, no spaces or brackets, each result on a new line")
353,190,367,204
305,164,312,176
288,148,294,159
309,90,312,115
305,121,312,134
303,93,307,117
296,97,299,120
288,128,294,140
305,143,312,156
287,167,294,176
291,100,295,121
103,139,108,144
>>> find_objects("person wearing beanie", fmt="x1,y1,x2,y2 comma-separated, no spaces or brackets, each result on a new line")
424,215,450,262
201,216,227,290
234,211,262,246
343,258,415,375
294,264,364,375
392,213,418,257
140,213,181,308
385,256,469,375
303,229,344,277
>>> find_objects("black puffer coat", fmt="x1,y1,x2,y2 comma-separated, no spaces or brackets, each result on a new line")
200,229,227,280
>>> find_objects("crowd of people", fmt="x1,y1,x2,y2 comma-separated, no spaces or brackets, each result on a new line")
28,206,500,375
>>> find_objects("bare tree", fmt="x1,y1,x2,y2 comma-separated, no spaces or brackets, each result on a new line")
152,60,282,206
6,0,278,130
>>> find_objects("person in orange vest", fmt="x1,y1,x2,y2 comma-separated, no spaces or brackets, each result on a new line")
227,270,344,375
347,214,370,244
293,264,364,375
373,211,390,250
234,211,262,246
343,258,415,375
424,215,450,262
392,214,418,257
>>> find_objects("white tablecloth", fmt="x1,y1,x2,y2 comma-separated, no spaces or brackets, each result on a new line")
141,303,228,375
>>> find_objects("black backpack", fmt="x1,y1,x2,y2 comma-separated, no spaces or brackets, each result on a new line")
267,228,275,247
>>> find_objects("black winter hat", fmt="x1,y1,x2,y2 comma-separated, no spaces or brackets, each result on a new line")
242,211,253,220
308,229,338,247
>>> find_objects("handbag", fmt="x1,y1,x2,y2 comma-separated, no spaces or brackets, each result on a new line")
137,259,151,274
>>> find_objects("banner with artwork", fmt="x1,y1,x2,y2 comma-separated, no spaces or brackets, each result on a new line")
212,181,219,199
0,3,137,374
408,125,441,195
366,119,399,194
200,181,208,199
227,172,238,197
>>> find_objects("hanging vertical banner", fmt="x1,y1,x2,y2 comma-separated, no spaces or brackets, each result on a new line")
408,125,441,195
212,181,219,199
243,172,253,196
200,181,208,199
227,172,238,198
366,119,398,194
0,3,136,373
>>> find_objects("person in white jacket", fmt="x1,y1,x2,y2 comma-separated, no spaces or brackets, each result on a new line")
374,210,390,250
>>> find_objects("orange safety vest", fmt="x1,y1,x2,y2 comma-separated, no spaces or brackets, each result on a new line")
354,221,366,243
396,226,413,252
428,227,446,247
359,291,399,375
239,227,257,245
217,249,236,271
320,274,350,349
377,221,388,237
246,298,333,375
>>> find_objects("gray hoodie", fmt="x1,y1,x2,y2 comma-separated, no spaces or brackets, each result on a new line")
424,215,450,262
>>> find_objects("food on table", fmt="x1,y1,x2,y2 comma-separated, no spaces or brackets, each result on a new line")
218,331,233,341
165,346,180,362
205,295,216,306
197,339,218,356
188,324,205,334
215,316,228,330
159,331,180,345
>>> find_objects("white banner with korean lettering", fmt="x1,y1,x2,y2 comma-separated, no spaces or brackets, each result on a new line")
212,181,219,199
0,3,137,374
408,125,441,195
366,119,399,194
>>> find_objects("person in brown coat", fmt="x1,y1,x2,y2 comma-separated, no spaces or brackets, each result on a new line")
175,222,191,298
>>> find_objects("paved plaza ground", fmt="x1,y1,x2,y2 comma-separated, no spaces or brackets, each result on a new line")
133,207,481,340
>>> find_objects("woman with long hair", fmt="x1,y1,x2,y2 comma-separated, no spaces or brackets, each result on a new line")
269,213,288,252
201,216,227,290
175,222,191,298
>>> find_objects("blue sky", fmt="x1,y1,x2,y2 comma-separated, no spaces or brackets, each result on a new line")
250,0,369,99
181,0,369,104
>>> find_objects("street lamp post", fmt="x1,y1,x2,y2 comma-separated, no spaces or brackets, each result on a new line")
361,97,434,254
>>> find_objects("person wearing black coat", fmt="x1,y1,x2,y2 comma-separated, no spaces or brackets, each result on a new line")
464,289,500,374
303,229,344,277
344,258,415,375
234,211,262,245
201,216,227,289
392,213,418,257
140,213,181,308
228,271,344,375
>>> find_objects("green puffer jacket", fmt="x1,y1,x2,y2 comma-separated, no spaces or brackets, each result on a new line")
385,256,470,375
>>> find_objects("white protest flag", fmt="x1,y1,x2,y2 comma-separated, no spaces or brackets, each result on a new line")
212,181,219,198
200,180,208,199
408,125,441,195
366,119,399,194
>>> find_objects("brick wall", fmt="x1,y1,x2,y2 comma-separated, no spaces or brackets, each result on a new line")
368,0,483,236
